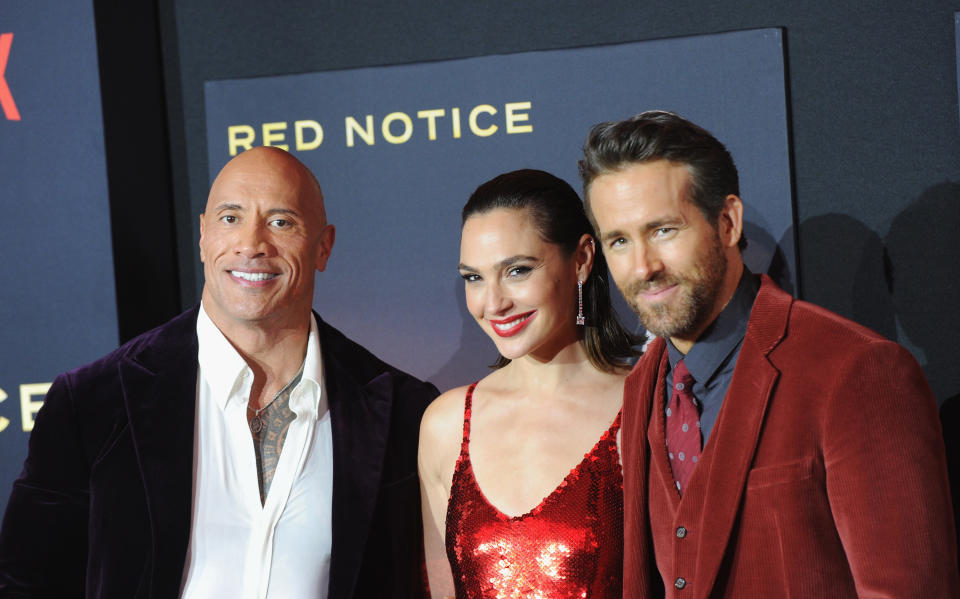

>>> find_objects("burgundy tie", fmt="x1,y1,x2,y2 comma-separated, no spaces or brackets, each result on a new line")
666,360,701,495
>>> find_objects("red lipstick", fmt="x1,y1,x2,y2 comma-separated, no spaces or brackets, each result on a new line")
488,310,537,337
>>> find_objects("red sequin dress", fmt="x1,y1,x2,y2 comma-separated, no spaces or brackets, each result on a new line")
445,382,624,599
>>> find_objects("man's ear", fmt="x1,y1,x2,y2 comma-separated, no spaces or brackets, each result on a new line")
315,224,336,272
198,213,207,263
718,194,743,249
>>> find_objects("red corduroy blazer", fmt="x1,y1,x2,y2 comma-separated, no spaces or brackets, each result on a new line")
622,275,959,598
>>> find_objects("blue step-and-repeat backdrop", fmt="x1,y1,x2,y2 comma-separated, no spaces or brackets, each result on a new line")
204,28,794,392
0,24,793,517
0,2,119,515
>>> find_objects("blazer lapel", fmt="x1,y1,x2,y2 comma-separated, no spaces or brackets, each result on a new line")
624,340,670,597
119,308,199,597
323,323,394,599
645,341,681,511
691,275,790,599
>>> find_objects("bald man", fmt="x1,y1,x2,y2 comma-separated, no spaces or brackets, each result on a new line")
0,148,438,599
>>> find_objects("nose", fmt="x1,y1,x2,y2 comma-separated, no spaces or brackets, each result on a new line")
484,280,511,316
234,221,271,259
632,242,664,282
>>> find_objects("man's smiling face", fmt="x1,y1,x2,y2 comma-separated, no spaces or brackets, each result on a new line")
588,159,733,348
198,147,335,332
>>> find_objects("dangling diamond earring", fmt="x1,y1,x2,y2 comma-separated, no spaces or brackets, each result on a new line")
576,280,585,326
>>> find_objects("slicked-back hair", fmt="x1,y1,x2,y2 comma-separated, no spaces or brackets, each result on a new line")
462,169,640,372
579,110,746,249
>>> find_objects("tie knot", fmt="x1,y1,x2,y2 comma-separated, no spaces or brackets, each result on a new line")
673,360,694,387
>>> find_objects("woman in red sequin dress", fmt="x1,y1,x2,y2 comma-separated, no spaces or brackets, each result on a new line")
419,170,641,598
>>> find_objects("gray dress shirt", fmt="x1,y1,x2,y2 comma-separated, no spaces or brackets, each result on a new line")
664,269,759,445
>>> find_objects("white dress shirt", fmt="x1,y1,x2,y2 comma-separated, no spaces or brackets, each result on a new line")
180,305,333,599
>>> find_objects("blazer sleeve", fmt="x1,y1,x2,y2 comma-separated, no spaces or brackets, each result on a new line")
351,372,438,599
823,339,960,596
0,372,90,596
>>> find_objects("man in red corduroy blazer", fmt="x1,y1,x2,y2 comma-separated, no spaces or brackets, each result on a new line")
579,110,959,598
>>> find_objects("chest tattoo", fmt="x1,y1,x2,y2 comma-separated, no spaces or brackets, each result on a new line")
251,368,303,504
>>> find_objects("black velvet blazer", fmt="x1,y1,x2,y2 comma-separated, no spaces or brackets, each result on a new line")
0,307,438,598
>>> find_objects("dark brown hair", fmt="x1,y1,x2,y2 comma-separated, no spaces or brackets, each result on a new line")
579,110,745,249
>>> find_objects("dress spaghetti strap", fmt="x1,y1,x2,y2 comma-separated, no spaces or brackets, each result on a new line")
458,381,477,458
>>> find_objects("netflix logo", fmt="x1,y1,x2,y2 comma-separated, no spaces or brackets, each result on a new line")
1,33,20,121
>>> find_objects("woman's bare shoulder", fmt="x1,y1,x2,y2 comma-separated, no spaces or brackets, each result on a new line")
418,383,474,480
421,384,471,433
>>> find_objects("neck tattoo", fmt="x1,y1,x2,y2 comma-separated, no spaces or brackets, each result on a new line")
247,363,305,434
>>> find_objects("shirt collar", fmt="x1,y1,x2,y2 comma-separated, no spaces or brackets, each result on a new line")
197,303,325,417
667,267,759,385
296,315,325,419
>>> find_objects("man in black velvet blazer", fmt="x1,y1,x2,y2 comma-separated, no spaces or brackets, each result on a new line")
0,147,438,598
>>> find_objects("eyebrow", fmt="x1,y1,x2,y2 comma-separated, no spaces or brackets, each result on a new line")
643,217,684,231
265,208,300,218
212,203,301,218
213,202,243,213
599,229,626,243
600,217,684,241
458,254,539,272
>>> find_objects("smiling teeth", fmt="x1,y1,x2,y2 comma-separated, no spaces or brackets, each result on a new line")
493,314,530,331
232,271,276,281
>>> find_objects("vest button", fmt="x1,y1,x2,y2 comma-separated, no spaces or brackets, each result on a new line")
675,577,687,589
676,526,687,538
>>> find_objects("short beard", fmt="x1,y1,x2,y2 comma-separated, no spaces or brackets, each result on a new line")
624,232,728,340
